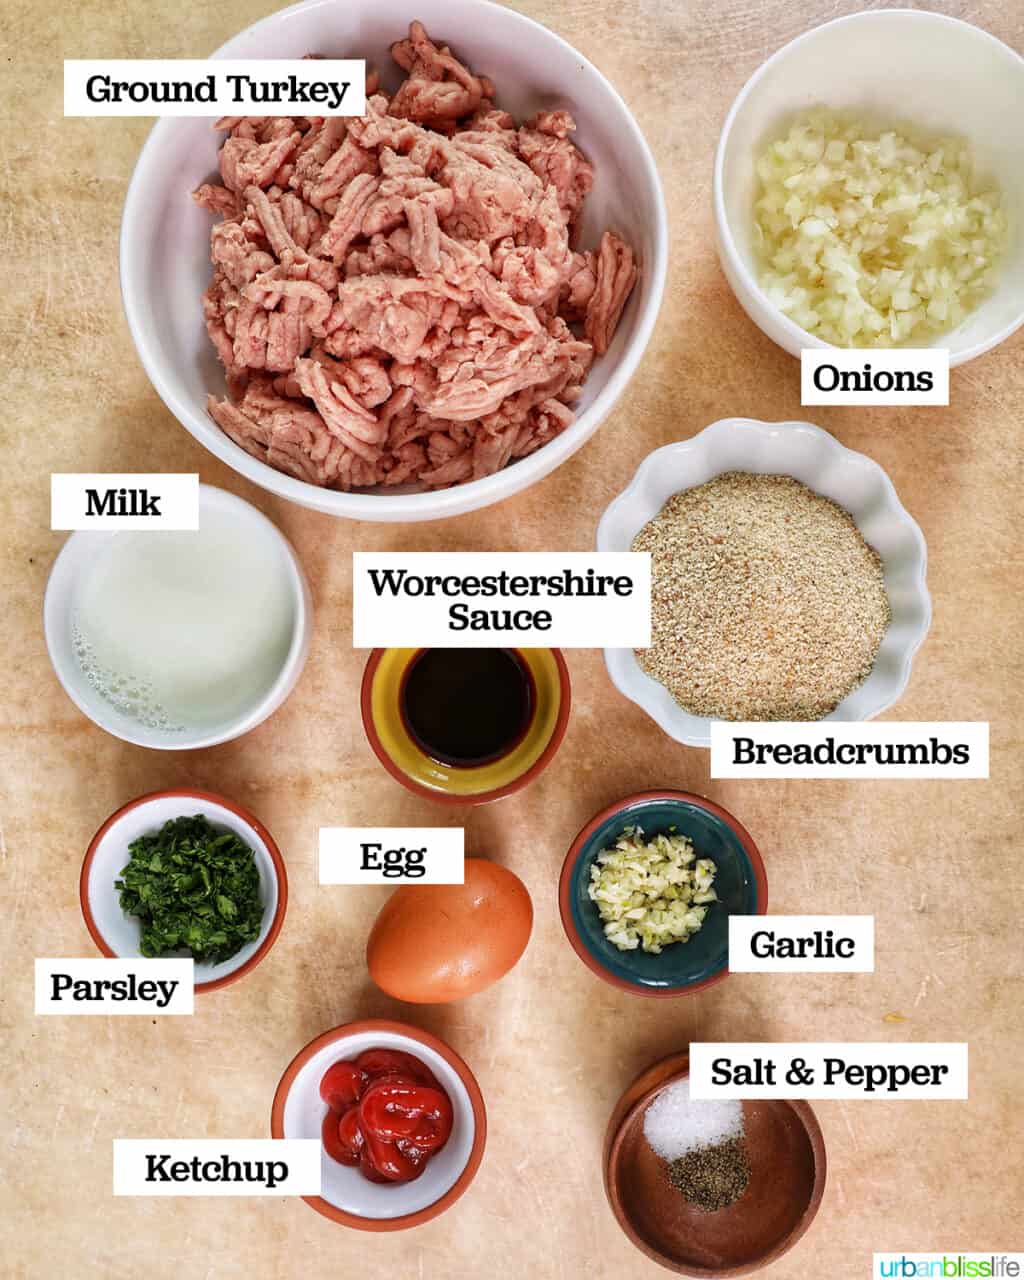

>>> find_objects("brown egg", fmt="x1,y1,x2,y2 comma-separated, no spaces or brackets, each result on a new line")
367,858,533,1003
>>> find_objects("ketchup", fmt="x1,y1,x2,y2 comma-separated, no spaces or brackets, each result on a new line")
319,1048,453,1184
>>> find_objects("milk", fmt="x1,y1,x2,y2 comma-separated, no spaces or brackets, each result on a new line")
71,508,296,733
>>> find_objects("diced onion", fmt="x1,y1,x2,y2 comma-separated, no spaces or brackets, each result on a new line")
753,109,1007,347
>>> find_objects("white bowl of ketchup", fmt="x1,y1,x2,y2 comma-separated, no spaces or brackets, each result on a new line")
271,1018,486,1230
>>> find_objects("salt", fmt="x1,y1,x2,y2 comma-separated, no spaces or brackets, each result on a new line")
642,1077,743,1161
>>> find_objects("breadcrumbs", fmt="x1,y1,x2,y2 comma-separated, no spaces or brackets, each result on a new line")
632,472,891,721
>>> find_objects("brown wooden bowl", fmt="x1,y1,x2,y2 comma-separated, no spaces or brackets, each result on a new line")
604,1053,826,1276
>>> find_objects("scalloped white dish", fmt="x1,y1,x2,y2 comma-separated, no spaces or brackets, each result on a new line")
597,418,931,748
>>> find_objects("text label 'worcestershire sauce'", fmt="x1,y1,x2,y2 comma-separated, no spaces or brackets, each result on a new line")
400,648,535,766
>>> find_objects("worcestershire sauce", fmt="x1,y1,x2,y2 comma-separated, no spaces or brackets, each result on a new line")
400,648,534,767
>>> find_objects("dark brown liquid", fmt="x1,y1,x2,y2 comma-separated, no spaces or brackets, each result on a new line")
400,648,534,767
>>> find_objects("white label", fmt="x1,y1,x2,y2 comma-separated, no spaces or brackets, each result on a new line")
113,1139,321,1195
51,473,199,530
801,348,949,405
710,722,989,779
729,915,874,972
319,827,465,884
35,958,193,1015
64,60,365,117
874,1255,1024,1278
352,552,651,648
689,1042,968,1100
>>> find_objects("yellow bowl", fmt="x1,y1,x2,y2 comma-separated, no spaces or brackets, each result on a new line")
360,648,571,805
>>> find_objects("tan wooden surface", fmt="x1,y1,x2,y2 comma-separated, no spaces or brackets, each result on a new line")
2,0,1022,1275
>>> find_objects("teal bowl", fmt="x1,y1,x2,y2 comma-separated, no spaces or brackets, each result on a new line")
559,791,767,997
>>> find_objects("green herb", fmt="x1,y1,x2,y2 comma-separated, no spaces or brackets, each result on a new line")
116,815,265,964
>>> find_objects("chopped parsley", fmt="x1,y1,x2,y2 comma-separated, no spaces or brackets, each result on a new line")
116,815,265,964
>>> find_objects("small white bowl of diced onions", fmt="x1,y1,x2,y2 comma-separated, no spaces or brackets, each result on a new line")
714,9,1024,364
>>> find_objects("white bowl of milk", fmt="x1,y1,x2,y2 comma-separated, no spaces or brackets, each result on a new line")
44,485,311,749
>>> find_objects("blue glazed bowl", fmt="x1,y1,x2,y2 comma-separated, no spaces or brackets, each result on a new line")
559,791,767,997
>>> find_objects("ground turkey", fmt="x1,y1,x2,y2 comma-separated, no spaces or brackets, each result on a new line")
197,20,638,491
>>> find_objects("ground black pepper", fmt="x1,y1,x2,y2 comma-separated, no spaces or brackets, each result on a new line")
666,1137,750,1211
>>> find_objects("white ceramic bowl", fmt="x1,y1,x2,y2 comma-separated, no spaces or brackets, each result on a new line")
714,9,1024,365
271,1020,486,1230
44,484,311,749
80,789,288,993
119,0,667,522
597,418,931,747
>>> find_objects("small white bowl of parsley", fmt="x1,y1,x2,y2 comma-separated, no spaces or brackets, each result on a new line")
80,789,288,992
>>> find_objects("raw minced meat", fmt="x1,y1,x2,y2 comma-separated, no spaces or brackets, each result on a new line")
196,21,639,491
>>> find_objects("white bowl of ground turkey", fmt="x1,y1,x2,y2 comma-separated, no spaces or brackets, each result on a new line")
597,419,931,748
119,0,667,522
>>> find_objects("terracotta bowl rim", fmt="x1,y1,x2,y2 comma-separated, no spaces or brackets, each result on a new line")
558,790,768,997
603,1055,828,1276
359,647,571,805
79,787,288,993
270,1018,488,1231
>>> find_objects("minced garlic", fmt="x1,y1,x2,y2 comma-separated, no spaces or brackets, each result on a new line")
588,827,717,953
